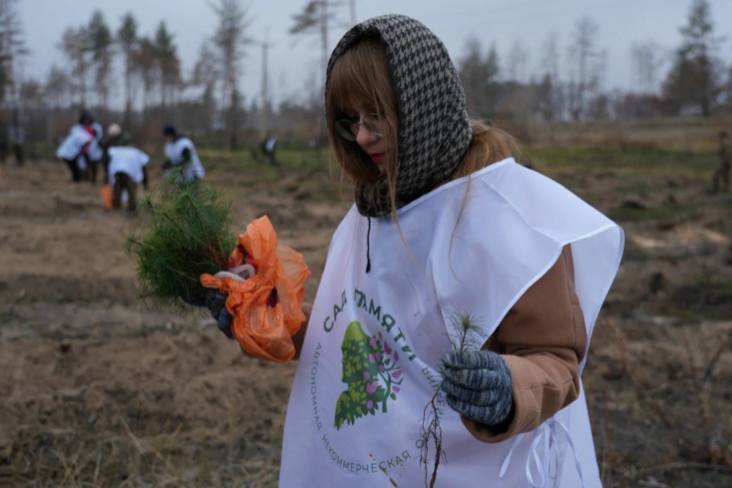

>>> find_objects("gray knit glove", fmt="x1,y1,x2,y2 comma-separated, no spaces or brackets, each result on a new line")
440,350,514,428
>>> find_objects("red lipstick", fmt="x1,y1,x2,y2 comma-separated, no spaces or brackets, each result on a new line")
370,153,385,163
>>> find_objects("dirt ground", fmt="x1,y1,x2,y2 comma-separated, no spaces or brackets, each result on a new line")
1,152,731,487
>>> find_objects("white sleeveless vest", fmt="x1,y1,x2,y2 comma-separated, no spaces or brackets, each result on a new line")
164,137,205,181
280,158,623,487
107,146,149,185
56,125,92,161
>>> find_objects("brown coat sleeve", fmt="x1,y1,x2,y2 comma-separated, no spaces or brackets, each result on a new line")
460,245,587,443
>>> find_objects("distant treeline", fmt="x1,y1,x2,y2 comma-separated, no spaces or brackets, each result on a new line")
1,0,732,152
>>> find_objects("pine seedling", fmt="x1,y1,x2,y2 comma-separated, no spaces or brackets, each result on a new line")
420,312,481,487
126,179,237,307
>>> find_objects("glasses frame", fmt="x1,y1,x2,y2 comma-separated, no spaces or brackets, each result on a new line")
334,112,385,142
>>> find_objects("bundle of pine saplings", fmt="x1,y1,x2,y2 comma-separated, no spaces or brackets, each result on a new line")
127,177,236,306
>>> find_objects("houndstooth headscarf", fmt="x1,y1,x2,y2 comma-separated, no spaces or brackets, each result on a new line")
326,14,473,217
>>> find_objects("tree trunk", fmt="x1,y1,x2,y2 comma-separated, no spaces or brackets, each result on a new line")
228,88,238,150
124,58,132,128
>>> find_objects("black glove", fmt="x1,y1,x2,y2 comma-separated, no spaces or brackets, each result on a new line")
440,349,514,428
182,289,233,339
204,290,233,339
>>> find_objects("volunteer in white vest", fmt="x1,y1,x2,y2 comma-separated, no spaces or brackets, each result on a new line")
104,124,149,213
162,125,205,183
200,15,623,487
261,134,278,166
56,111,96,183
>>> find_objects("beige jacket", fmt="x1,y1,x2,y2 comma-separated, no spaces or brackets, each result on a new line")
461,246,587,443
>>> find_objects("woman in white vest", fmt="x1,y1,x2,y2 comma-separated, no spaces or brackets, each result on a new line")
104,125,149,213
162,125,205,183
56,111,96,183
200,15,623,487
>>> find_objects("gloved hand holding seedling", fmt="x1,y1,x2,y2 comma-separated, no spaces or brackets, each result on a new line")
440,350,513,428
128,180,309,360
420,313,513,488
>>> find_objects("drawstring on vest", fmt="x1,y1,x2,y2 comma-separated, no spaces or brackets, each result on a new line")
365,217,372,273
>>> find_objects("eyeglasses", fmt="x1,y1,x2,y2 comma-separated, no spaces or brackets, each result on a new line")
334,113,385,141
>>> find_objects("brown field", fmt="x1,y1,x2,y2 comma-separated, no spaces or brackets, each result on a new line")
1,136,731,487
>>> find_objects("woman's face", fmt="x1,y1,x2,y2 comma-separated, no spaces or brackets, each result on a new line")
338,108,392,175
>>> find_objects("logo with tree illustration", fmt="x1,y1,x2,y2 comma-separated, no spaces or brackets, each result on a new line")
334,321,404,429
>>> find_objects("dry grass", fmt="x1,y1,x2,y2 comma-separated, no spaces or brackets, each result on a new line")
2,118,732,486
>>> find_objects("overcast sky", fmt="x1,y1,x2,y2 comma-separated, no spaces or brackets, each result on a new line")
17,0,732,107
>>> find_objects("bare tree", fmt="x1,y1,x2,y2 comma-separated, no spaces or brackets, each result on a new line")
539,33,561,83
88,11,113,113
290,0,362,143
290,1,331,91
43,65,70,143
210,0,252,150
0,0,28,126
537,33,563,121
630,41,666,95
0,56,4,108
726,64,732,109
192,39,219,132
132,37,158,112
566,17,605,121
59,27,90,107
506,38,529,83
118,12,138,126
153,21,180,110
535,74,554,122
44,65,70,109
19,78,43,111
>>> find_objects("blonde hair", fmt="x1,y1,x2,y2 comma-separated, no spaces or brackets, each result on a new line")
452,121,518,179
326,38,518,214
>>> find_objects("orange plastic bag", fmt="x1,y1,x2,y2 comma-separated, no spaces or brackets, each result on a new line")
200,216,310,361
100,184,113,209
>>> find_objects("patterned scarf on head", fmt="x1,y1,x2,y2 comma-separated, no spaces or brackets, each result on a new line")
326,14,473,218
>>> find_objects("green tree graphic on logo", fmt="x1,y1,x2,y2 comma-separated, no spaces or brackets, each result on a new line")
334,321,404,429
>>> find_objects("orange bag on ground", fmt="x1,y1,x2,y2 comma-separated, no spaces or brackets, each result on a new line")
100,184,113,209
200,216,310,361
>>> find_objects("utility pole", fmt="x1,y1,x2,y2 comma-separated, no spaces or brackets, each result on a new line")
258,33,274,136
320,1,329,92
349,0,356,26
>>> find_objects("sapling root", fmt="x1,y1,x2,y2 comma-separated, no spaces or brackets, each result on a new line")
419,313,481,487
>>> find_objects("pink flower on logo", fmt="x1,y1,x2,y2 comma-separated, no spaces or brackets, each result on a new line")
392,370,402,379
366,382,377,395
